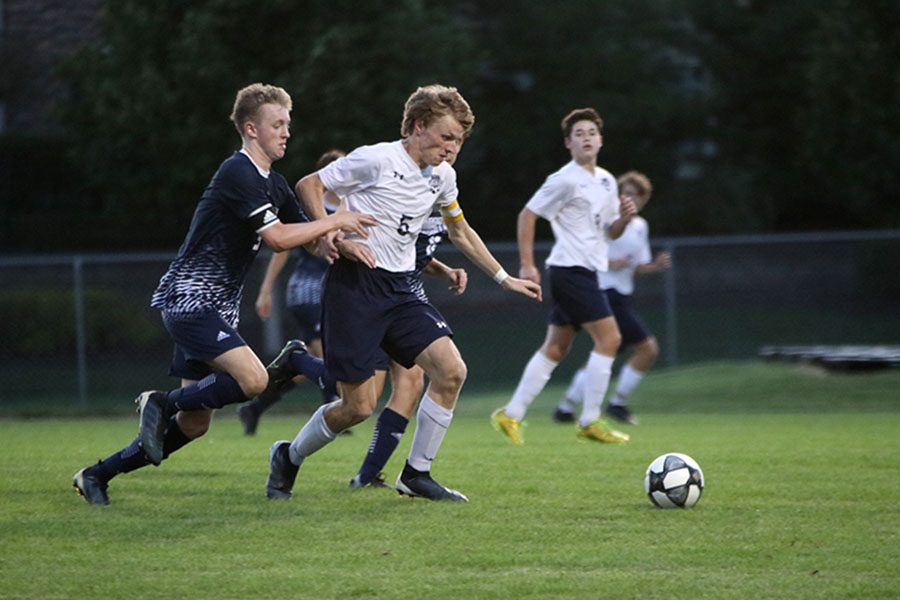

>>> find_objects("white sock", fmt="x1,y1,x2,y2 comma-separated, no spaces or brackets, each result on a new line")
288,404,336,465
558,367,586,412
407,394,453,472
579,352,614,427
504,351,559,421
611,364,645,406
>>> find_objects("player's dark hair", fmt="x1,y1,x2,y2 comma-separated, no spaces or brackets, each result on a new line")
315,149,346,170
561,108,603,138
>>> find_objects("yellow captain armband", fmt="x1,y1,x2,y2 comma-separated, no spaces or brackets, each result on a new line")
440,200,464,223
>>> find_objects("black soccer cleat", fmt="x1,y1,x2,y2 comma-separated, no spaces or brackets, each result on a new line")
266,440,299,499
72,466,110,506
553,408,576,423
395,462,468,502
349,471,389,490
237,403,260,436
606,404,640,425
135,390,169,466
266,339,306,392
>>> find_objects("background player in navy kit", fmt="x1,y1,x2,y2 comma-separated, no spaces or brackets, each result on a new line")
491,108,636,446
71,83,376,505
265,84,541,502
237,150,349,435
554,171,671,425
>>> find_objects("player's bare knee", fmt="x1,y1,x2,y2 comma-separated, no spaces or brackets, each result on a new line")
240,368,269,398
346,403,374,424
599,332,622,355
438,359,467,393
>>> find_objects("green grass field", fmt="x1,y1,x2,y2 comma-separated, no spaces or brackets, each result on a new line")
2,362,899,599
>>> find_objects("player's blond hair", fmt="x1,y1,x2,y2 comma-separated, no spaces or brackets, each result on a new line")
400,85,474,137
230,83,292,135
618,170,653,200
561,108,603,138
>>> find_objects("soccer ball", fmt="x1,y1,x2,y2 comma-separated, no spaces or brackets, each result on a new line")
644,452,704,508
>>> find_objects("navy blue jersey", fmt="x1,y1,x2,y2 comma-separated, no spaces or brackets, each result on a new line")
151,151,306,326
412,215,448,276
409,215,448,302
286,246,329,306
285,203,336,307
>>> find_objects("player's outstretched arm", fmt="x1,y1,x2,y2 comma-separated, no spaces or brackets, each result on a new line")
255,250,290,319
334,238,377,269
424,258,468,295
260,212,376,252
446,217,541,302
292,173,379,261
607,195,637,240
516,207,541,285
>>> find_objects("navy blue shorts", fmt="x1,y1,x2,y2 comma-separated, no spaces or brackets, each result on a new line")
372,348,391,371
162,311,247,380
604,288,652,346
322,259,452,382
547,266,613,327
287,303,322,342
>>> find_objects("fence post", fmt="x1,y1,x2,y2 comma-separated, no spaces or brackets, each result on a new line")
663,242,678,366
73,256,88,408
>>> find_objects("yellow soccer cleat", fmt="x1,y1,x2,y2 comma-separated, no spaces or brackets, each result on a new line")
491,408,524,446
577,419,630,443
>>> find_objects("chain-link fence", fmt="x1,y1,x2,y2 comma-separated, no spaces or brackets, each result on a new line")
2,230,899,413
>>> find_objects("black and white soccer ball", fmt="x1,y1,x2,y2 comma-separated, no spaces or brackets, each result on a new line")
644,452,704,508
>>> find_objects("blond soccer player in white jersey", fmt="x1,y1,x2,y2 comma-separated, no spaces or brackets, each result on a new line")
554,171,671,426
492,108,637,446
264,84,541,502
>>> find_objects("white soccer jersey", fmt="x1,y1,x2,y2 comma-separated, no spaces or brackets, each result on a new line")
598,216,652,295
318,140,460,272
526,161,620,272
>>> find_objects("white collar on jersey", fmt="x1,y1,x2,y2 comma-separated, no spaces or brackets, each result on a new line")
240,148,270,178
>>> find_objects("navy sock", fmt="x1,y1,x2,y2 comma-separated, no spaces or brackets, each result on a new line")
289,352,338,398
320,389,339,405
90,416,194,482
91,436,148,482
356,408,408,484
161,416,192,459
166,372,248,411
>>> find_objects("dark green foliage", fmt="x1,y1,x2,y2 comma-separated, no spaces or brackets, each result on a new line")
0,289,163,357
3,1,898,250
54,0,479,249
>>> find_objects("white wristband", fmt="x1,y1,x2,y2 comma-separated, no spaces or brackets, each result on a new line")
493,268,509,285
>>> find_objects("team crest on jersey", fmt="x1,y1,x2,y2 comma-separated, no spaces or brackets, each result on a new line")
601,177,612,191
428,174,442,194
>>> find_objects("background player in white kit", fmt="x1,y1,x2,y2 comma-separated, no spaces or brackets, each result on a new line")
265,84,541,502
554,171,671,425
492,107,636,446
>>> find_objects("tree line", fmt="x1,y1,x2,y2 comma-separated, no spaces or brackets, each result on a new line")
3,0,898,251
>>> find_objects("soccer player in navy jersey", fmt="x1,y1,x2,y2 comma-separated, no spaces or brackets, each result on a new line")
264,84,541,502
72,83,376,505
238,150,350,435
491,108,636,446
